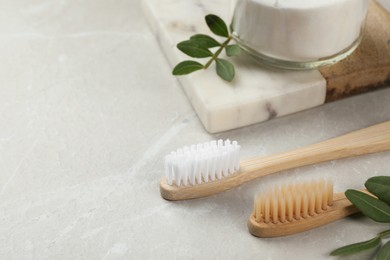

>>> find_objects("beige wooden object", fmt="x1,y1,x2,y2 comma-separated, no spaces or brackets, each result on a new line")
160,121,390,201
247,192,360,237
320,0,390,102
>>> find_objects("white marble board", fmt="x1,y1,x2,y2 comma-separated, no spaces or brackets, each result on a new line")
142,0,329,133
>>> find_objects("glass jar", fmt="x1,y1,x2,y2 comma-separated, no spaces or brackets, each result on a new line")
231,0,369,70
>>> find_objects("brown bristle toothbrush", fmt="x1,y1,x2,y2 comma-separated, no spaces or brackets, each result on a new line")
161,121,390,201
248,179,368,237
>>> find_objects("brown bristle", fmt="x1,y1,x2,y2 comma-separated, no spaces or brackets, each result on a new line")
253,179,333,224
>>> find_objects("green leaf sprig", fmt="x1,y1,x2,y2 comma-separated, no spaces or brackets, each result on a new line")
330,176,390,259
172,14,241,82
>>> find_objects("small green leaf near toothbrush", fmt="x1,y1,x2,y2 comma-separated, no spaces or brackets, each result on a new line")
330,176,390,258
172,14,241,82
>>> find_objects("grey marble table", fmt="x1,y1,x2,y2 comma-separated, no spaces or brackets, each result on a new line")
0,0,389,259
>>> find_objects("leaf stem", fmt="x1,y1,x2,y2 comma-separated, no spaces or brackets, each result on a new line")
204,35,233,69
379,229,390,238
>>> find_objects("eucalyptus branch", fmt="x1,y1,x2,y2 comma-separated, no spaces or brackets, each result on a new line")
330,176,390,259
204,36,233,69
172,14,241,82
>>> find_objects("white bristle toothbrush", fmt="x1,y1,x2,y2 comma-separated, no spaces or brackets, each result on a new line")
248,179,368,237
160,121,390,201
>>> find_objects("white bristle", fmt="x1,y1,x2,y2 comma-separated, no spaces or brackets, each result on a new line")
164,155,173,185
209,155,216,181
194,156,201,184
164,139,241,186
253,179,333,224
225,152,231,175
201,154,209,183
174,161,181,187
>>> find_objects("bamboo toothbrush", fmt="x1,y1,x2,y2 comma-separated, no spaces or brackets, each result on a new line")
248,179,366,237
161,121,390,201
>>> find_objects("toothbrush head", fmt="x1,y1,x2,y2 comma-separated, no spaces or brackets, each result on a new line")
164,139,240,187
253,179,334,224
247,179,361,238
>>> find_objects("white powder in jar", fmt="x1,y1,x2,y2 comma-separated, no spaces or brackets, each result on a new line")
232,0,369,61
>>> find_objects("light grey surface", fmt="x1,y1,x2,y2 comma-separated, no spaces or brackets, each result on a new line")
0,0,389,259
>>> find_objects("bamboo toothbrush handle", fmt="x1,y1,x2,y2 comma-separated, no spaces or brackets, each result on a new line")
160,121,390,200
248,192,361,238
241,120,390,178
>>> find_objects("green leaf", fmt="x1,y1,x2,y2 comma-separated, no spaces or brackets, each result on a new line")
345,190,390,223
205,14,229,38
330,236,381,256
215,58,235,82
377,241,390,260
177,40,213,58
190,34,220,48
365,176,390,205
172,61,204,75
225,44,241,57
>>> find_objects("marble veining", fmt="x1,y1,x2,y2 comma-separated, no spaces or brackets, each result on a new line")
143,0,327,133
